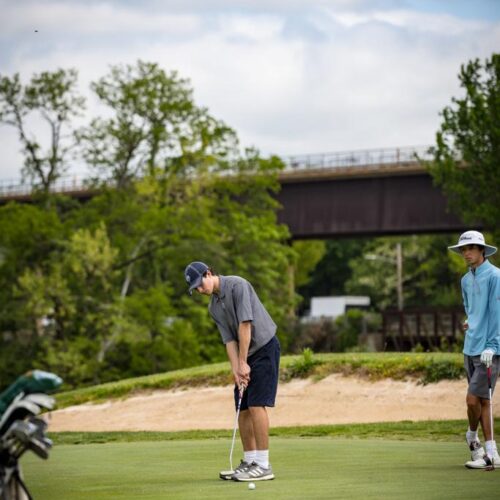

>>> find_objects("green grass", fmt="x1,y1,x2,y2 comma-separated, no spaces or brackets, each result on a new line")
23,437,499,500
55,352,465,408
20,350,488,499
49,418,500,445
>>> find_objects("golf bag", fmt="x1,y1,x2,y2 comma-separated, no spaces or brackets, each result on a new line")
0,370,62,500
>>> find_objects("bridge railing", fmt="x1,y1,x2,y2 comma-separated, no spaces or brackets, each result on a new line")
284,145,433,171
0,146,434,198
0,175,91,198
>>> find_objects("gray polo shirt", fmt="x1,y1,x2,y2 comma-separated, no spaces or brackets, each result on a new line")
209,275,277,357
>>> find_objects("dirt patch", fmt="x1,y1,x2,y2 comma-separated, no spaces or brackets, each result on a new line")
49,374,499,432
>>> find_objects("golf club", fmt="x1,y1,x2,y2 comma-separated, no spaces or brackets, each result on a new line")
485,366,495,472
219,384,245,480
0,371,61,499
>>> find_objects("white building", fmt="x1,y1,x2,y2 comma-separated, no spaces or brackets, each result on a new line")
304,296,370,321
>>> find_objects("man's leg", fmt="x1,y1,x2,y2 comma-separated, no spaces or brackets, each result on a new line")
465,392,487,463
248,406,269,451
479,398,493,441
238,409,256,451
465,392,499,468
467,392,494,440
466,392,482,434
232,338,278,481
238,409,258,466
232,405,274,480
464,355,487,461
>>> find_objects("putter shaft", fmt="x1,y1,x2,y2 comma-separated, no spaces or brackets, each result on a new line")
487,366,495,471
229,386,245,473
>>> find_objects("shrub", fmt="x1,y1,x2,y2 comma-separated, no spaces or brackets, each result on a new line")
282,348,321,381
289,311,381,353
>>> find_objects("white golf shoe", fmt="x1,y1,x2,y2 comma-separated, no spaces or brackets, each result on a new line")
465,451,500,469
468,440,486,461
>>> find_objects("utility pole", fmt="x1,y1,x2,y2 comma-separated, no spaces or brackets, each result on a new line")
365,242,404,310
396,242,403,311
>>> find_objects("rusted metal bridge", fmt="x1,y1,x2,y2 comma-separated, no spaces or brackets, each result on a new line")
0,145,467,237
277,145,467,238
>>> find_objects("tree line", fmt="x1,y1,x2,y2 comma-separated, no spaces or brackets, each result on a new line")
0,54,498,389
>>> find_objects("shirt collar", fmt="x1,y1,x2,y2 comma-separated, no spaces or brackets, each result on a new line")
215,275,226,299
471,259,491,276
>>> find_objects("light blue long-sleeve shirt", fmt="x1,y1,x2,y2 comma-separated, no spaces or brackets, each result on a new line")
462,259,500,356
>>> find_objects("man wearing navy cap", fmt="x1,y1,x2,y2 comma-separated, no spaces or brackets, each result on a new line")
184,261,280,481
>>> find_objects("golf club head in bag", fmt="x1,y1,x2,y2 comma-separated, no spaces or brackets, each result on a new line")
0,371,62,499
2,417,52,460
0,395,53,438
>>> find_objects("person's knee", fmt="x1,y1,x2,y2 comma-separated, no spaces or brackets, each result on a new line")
466,393,481,410
480,398,491,409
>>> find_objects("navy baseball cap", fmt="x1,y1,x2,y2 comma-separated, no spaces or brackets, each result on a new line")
184,261,209,294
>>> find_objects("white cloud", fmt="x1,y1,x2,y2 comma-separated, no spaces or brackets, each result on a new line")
217,14,284,41
0,1,201,37
0,0,499,180
327,8,486,35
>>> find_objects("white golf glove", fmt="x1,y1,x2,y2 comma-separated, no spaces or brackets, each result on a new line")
480,348,495,368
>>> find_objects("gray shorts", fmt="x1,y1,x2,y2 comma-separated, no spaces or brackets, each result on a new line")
464,355,500,399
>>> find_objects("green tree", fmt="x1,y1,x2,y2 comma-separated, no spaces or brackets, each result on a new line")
428,54,500,231
345,235,463,310
14,224,122,384
292,240,326,289
0,63,296,387
0,203,69,386
296,239,367,314
0,69,85,192
78,60,237,187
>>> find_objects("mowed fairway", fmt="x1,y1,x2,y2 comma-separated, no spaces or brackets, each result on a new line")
23,437,499,499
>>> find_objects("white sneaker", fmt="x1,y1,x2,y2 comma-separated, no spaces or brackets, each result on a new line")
468,440,485,461
465,452,500,469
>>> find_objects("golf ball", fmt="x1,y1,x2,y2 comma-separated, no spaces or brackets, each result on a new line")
248,482,256,490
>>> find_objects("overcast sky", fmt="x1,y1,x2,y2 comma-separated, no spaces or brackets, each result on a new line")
0,0,499,182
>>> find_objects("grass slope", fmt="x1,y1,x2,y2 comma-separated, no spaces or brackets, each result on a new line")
49,418,500,445
55,352,465,408
24,438,498,500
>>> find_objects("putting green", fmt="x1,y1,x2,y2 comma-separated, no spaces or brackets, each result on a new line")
23,438,498,499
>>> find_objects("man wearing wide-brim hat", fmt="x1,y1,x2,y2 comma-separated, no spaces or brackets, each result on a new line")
448,230,500,469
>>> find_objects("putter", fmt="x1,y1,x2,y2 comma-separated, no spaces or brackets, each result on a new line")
485,366,495,472
219,384,245,480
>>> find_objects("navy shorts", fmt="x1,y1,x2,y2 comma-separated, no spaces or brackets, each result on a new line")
234,336,280,411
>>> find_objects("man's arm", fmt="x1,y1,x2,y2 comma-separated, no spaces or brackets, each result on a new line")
226,324,251,387
486,272,500,351
461,279,469,331
226,341,241,386
237,321,252,385
480,272,500,366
